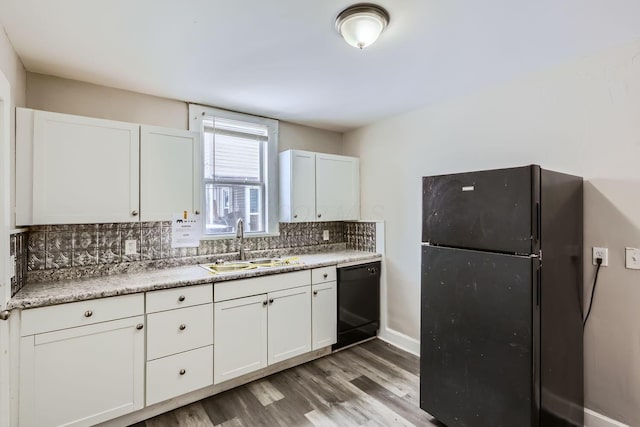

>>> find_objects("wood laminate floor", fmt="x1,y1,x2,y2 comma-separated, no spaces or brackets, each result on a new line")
131,339,442,427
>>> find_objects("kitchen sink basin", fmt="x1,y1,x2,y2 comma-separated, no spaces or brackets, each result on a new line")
200,263,258,274
248,258,283,266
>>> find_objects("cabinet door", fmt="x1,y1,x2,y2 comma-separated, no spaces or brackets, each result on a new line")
312,281,337,350
280,150,316,222
267,286,311,365
31,110,140,224
19,316,145,427
316,153,359,221
140,125,201,221
214,295,267,384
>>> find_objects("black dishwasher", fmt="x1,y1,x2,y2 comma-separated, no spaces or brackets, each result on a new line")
333,261,381,351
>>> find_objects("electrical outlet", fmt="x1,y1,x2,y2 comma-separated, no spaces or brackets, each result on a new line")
625,247,640,270
592,247,609,267
322,230,330,241
124,239,137,255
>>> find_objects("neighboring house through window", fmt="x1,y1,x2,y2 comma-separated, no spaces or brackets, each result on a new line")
189,105,279,237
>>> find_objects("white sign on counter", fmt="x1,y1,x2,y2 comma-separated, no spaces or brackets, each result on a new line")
171,212,202,248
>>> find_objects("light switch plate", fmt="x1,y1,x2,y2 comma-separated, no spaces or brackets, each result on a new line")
124,240,137,255
625,247,640,270
322,230,330,241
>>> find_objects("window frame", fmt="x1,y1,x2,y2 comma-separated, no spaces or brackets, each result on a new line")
189,104,279,239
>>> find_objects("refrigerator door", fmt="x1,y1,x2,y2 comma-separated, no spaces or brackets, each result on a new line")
422,165,539,255
420,245,538,427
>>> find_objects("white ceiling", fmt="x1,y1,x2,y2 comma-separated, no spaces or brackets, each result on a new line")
2,0,640,132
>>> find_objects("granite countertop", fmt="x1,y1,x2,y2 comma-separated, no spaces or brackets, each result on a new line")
7,250,382,310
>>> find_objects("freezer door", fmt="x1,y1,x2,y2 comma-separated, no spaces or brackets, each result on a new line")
422,165,538,254
420,245,537,427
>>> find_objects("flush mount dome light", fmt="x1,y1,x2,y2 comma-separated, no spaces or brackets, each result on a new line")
335,3,390,49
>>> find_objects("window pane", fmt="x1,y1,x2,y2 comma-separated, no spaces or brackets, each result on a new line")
214,134,261,181
204,183,264,234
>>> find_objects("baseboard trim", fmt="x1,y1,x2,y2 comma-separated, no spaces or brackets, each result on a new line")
584,408,629,427
378,327,420,356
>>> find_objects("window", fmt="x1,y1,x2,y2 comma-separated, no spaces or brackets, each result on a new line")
189,105,279,237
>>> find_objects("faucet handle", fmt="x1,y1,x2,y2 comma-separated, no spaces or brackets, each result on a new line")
215,259,225,265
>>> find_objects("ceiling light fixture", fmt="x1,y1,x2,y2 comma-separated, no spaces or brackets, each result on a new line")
335,3,390,49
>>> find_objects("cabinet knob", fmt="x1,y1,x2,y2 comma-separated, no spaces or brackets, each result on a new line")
136,323,144,330
317,214,322,218
323,273,328,279
84,310,93,318
131,210,139,216
263,300,268,307
293,214,298,219
179,324,186,331
179,369,186,375
194,210,200,215
178,295,186,302
269,298,274,305
313,290,318,296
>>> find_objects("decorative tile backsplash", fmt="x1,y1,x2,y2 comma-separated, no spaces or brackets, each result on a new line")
345,222,377,252
10,231,28,297
17,220,378,285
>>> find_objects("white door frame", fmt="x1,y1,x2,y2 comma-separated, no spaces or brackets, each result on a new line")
0,68,13,427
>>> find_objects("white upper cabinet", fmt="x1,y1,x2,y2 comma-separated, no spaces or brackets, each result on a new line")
279,150,359,222
315,153,359,221
140,125,201,222
16,108,140,225
16,108,202,225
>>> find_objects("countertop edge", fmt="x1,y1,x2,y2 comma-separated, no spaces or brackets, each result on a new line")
8,252,382,310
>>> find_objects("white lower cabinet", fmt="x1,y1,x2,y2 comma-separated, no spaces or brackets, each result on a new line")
144,285,214,405
311,281,338,350
267,286,311,364
19,315,145,427
214,294,268,384
213,272,315,385
146,345,214,406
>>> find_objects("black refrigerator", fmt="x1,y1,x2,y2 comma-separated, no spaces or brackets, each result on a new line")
420,165,583,427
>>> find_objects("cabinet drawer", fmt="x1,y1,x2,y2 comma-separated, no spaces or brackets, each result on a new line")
214,270,310,303
147,303,213,360
21,294,144,336
311,266,337,284
146,284,212,313
146,345,214,406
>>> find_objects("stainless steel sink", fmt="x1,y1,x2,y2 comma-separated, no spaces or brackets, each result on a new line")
200,263,257,274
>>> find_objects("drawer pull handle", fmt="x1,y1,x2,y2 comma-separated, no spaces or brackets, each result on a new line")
136,323,144,330
179,324,186,331
84,310,93,318
269,298,274,305
194,210,200,215
313,290,318,296
131,210,139,216
179,369,186,375
323,273,328,278
317,214,322,218
178,295,186,302
263,300,268,307
294,214,298,219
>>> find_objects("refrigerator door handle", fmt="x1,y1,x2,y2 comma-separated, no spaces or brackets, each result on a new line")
536,201,541,242
536,266,541,306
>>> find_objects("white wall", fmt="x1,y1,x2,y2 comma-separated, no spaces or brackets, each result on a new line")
0,23,26,229
344,39,640,425
26,72,343,154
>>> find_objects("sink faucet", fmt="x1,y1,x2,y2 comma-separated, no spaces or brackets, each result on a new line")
236,217,245,261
